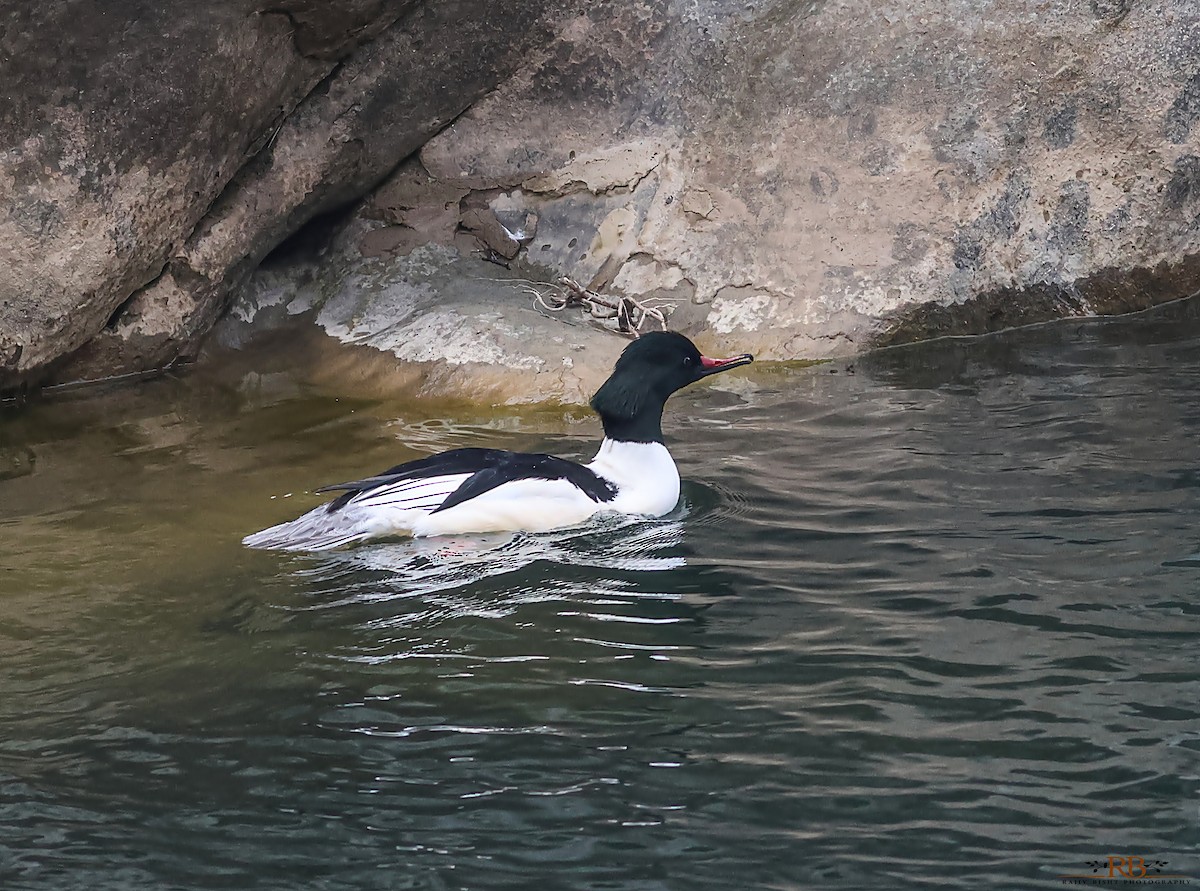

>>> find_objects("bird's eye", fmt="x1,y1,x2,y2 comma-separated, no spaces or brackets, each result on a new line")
683,355,693,365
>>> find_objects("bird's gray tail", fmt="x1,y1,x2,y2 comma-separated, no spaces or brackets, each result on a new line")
242,504,388,552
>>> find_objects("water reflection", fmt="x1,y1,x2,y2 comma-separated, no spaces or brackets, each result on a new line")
5,302,1200,889
294,510,690,606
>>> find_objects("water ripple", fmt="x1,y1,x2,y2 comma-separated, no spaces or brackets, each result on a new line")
5,305,1200,889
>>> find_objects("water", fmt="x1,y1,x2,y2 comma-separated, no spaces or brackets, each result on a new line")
3,304,1200,890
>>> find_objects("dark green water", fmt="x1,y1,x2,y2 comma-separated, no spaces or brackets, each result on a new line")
3,304,1200,890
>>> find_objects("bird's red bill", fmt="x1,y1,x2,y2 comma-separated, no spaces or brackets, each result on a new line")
701,354,752,370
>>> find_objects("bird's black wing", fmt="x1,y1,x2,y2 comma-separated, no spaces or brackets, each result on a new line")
316,448,616,514
431,453,617,514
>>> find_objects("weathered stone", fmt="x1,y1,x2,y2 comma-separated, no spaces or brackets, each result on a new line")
0,0,329,389
261,0,414,60
459,207,522,260
878,255,1200,345
217,217,631,404
414,0,1200,360
52,272,219,382
52,0,578,386
7,0,1200,402
3,0,580,392
362,162,470,251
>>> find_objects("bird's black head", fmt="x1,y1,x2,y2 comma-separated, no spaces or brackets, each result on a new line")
589,331,754,443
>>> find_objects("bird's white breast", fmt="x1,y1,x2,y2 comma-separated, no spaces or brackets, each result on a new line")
587,439,680,518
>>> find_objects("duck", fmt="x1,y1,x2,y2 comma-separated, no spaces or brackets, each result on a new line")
242,331,753,551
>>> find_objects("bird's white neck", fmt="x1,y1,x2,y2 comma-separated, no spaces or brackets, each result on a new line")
587,438,681,517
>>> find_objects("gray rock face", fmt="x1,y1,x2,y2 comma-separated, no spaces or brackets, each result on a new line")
0,0,574,389
219,217,631,406
4,0,1200,398
0,0,326,386
413,0,1200,359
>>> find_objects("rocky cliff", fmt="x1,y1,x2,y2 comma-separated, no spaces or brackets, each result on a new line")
4,0,1199,401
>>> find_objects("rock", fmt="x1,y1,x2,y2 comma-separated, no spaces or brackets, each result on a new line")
0,0,329,389
459,206,522,260
6,0,1200,399
2,0,577,391
415,0,1200,358
361,167,470,255
58,272,217,382
216,213,630,405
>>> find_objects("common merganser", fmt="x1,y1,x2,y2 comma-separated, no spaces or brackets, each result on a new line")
243,331,753,551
